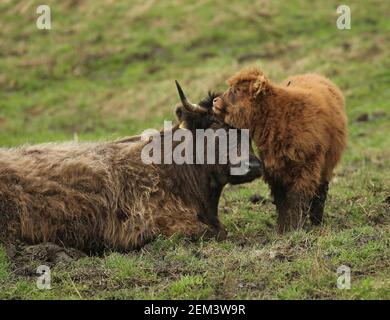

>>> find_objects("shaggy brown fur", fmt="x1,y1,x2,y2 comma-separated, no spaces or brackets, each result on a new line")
213,67,347,232
0,93,262,253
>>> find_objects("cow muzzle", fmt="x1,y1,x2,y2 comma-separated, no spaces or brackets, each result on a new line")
228,155,263,185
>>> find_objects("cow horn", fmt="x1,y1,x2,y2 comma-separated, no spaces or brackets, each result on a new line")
175,80,207,113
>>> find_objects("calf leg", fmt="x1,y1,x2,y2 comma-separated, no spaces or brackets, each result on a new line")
271,183,296,233
279,192,310,232
272,183,310,233
271,183,287,232
310,181,329,225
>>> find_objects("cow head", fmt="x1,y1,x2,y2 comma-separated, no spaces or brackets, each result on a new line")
174,81,262,185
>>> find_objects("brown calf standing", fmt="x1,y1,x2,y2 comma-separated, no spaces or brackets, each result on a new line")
213,67,347,232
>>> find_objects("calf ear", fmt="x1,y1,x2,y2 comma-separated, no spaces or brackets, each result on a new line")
251,74,269,98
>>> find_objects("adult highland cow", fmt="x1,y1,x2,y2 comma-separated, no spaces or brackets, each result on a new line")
213,67,347,232
0,84,262,253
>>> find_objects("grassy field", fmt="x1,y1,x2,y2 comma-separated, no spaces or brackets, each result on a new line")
0,0,389,299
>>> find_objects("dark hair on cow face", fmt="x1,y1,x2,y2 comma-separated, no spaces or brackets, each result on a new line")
175,92,226,131
173,81,263,185
174,80,228,131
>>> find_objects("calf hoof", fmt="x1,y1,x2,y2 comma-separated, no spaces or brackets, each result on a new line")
310,216,323,226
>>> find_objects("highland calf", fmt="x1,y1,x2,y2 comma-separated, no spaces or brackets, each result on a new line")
0,86,262,253
213,67,347,232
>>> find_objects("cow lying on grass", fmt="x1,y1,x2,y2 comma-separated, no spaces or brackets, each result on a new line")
0,84,262,253
213,67,347,232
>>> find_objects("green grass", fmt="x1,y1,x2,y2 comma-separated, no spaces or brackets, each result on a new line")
0,247,10,284
0,0,389,299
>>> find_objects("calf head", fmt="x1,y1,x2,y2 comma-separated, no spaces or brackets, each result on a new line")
212,67,270,130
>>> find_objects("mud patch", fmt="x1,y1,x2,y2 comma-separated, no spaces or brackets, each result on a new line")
0,116,6,128
249,194,272,205
355,113,369,122
5,242,86,276
355,111,386,122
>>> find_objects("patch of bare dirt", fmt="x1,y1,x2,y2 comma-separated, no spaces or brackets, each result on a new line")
5,242,86,276
0,116,6,128
372,111,387,120
124,45,170,65
369,213,388,225
249,193,273,204
355,111,387,123
237,41,301,63
355,113,369,122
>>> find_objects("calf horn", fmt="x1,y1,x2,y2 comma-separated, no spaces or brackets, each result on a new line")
175,80,207,113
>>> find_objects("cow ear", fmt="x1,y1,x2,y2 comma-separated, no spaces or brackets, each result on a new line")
251,74,269,98
175,106,184,121
176,106,190,128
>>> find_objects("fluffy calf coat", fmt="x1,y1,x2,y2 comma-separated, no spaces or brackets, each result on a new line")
213,67,347,231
